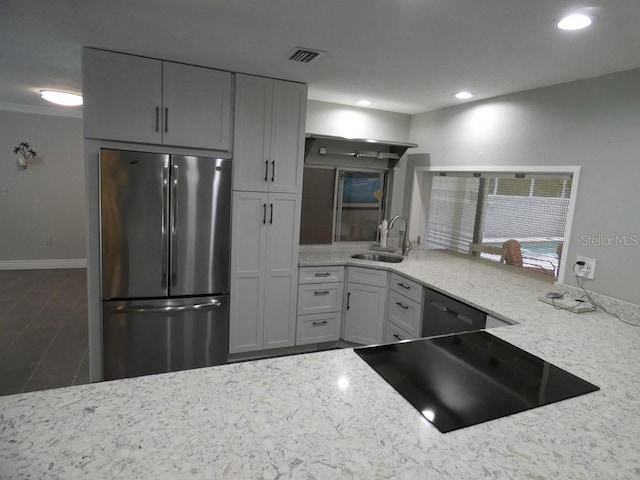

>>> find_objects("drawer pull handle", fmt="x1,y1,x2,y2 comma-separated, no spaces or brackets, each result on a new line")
397,283,411,290
313,291,330,296
347,292,351,310
314,272,331,277
312,320,328,326
396,302,409,310
393,334,402,340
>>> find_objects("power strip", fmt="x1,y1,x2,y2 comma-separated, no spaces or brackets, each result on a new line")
538,295,597,313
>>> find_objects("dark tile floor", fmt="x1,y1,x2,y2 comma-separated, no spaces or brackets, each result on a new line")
0,268,89,396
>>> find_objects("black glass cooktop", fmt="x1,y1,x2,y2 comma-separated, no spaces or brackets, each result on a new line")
355,331,599,433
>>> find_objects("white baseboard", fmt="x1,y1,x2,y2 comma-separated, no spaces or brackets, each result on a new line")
0,259,87,270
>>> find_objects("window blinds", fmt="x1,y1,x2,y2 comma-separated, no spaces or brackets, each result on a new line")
426,173,572,273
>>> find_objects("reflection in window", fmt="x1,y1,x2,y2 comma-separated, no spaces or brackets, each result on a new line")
335,170,386,242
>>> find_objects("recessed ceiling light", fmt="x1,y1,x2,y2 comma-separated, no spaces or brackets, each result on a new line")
557,13,594,30
356,99,372,106
40,90,83,106
454,91,473,100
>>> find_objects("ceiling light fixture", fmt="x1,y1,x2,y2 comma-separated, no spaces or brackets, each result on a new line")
40,90,83,106
557,13,594,30
356,99,372,106
454,91,473,100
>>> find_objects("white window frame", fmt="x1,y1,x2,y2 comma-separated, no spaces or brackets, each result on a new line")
408,164,581,281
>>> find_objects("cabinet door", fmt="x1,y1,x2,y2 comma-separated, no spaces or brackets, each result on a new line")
343,282,387,345
229,191,268,354
162,62,232,150
83,49,162,144
269,80,307,194
263,193,301,349
233,74,272,192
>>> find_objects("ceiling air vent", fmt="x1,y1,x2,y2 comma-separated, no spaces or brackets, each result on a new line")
289,47,325,64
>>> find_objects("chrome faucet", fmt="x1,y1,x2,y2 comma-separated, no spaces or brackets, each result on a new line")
388,215,412,256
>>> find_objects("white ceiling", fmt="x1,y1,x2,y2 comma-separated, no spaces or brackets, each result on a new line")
2,0,640,115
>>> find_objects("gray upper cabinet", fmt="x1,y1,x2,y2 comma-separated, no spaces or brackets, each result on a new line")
82,48,232,151
233,73,307,193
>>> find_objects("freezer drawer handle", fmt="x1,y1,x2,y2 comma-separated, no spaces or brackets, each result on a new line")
312,320,328,326
397,282,411,290
395,301,409,310
111,299,222,314
313,290,330,296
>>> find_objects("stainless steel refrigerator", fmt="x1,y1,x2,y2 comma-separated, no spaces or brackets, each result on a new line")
99,148,231,380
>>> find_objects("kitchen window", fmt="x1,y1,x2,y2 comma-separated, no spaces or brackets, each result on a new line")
299,167,389,244
422,170,576,278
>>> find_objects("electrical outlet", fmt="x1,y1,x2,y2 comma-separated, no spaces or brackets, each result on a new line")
576,256,597,279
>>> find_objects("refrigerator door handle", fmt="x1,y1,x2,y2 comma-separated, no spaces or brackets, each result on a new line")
161,165,170,289
170,164,179,287
110,299,223,314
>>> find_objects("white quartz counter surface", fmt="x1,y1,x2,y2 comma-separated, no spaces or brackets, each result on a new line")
2,247,640,479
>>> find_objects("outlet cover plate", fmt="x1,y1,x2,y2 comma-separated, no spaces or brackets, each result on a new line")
576,256,597,279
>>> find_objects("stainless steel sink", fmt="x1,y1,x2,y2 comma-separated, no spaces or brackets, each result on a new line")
351,253,404,263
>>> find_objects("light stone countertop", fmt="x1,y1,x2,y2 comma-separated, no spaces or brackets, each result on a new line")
2,245,640,479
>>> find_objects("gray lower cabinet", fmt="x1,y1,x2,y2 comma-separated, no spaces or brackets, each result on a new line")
296,267,344,345
384,273,423,342
343,267,388,345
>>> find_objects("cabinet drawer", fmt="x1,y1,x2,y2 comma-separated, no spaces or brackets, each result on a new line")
297,282,344,315
390,273,423,304
387,290,422,336
384,320,416,343
348,267,388,287
299,266,344,284
296,312,341,345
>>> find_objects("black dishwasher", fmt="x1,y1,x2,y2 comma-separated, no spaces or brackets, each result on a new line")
421,288,485,337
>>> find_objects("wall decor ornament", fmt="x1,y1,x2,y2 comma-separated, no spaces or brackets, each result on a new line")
13,142,37,170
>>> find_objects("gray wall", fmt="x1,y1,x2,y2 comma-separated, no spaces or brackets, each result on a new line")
0,109,85,267
407,68,640,304
306,100,411,142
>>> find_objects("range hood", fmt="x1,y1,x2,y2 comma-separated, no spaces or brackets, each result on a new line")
305,133,417,169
